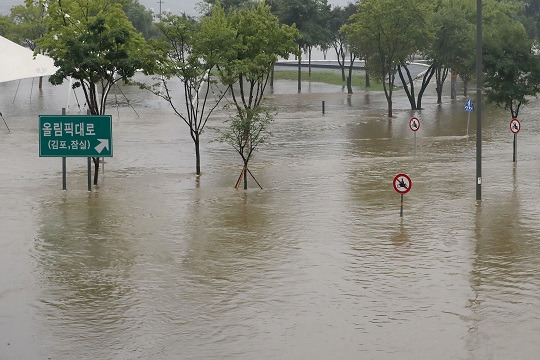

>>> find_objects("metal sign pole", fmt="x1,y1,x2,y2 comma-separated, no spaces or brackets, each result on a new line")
476,0,483,201
513,133,517,163
62,108,67,190
466,111,471,140
414,132,417,157
87,109,92,192
400,194,404,217
88,158,92,191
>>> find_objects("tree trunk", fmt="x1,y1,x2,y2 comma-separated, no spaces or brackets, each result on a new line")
398,64,416,110
450,72,457,100
195,136,201,176
270,67,274,88
435,67,449,104
243,162,248,190
416,65,435,110
297,44,302,93
463,79,469,97
347,54,355,94
382,77,394,118
39,76,43,90
365,70,370,88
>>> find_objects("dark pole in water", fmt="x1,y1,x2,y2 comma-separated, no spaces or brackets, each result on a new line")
62,108,66,191
400,194,404,217
0,111,10,133
476,0,483,201
322,101,325,114
87,109,91,192
513,133,517,163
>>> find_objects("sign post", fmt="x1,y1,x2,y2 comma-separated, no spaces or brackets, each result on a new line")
39,114,113,190
393,173,412,217
510,118,520,162
464,98,474,139
409,117,420,157
61,108,67,190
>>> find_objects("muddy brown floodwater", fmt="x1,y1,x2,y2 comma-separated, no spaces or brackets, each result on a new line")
1,74,540,360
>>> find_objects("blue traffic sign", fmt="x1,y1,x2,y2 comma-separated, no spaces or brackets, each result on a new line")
464,98,474,112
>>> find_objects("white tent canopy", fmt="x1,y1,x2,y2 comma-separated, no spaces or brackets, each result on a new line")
0,35,57,83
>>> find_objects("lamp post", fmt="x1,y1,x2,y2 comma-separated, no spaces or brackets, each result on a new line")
476,0,482,201
157,0,164,20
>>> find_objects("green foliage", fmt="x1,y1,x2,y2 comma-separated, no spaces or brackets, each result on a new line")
217,106,275,164
8,0,47,50
210,2,299,187
484,20,540,118
343,0,433,116
39,0,153,115
429,4,474,70
344,0,432,79
215,2,299,107
273,0,328,49
0,15,14,38
148,8,233,175
119,0,159,39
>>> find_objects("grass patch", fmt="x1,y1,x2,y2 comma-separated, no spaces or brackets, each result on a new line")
272,69,385,91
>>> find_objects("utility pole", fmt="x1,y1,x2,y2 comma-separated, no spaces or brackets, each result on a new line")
157,0,164,20
476,0,483,201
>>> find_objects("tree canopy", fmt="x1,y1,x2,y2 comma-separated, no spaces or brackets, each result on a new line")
484,19,540,118
39,0,154,185
344,0,432,117
213,2,299,188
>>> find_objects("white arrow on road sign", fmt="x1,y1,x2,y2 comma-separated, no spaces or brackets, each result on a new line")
95,139,110,154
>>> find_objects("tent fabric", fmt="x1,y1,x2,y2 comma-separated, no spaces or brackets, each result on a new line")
0,35,57,83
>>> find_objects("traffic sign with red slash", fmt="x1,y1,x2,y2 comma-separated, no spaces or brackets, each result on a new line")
409,117,420,132
510,118,520,134
410,117,420,157
393,174,412,217
510,118,520,162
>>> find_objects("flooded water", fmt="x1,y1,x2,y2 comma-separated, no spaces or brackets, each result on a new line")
1,75,540,360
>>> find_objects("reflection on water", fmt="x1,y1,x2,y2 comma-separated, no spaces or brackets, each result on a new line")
1,75,540,359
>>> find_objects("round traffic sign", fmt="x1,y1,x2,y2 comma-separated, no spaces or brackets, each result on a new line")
510,118,520,134
393,174,412,194
409,117,420,132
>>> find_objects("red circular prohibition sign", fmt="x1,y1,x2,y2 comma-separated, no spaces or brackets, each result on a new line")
409,117,420,132
510,118,520,134
393,174,412,194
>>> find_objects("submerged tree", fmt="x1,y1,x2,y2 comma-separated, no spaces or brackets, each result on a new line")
392,0,433,110
39,0,153,186
273,0,325,93
484,20,540,119
214,2,299,189
345,0,429,117
149,9,232,176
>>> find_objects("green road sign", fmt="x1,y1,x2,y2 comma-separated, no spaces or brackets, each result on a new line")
39,115,113,157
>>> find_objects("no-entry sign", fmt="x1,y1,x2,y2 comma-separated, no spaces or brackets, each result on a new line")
510,118,520,134
409,117,420,132
393,174,412,194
